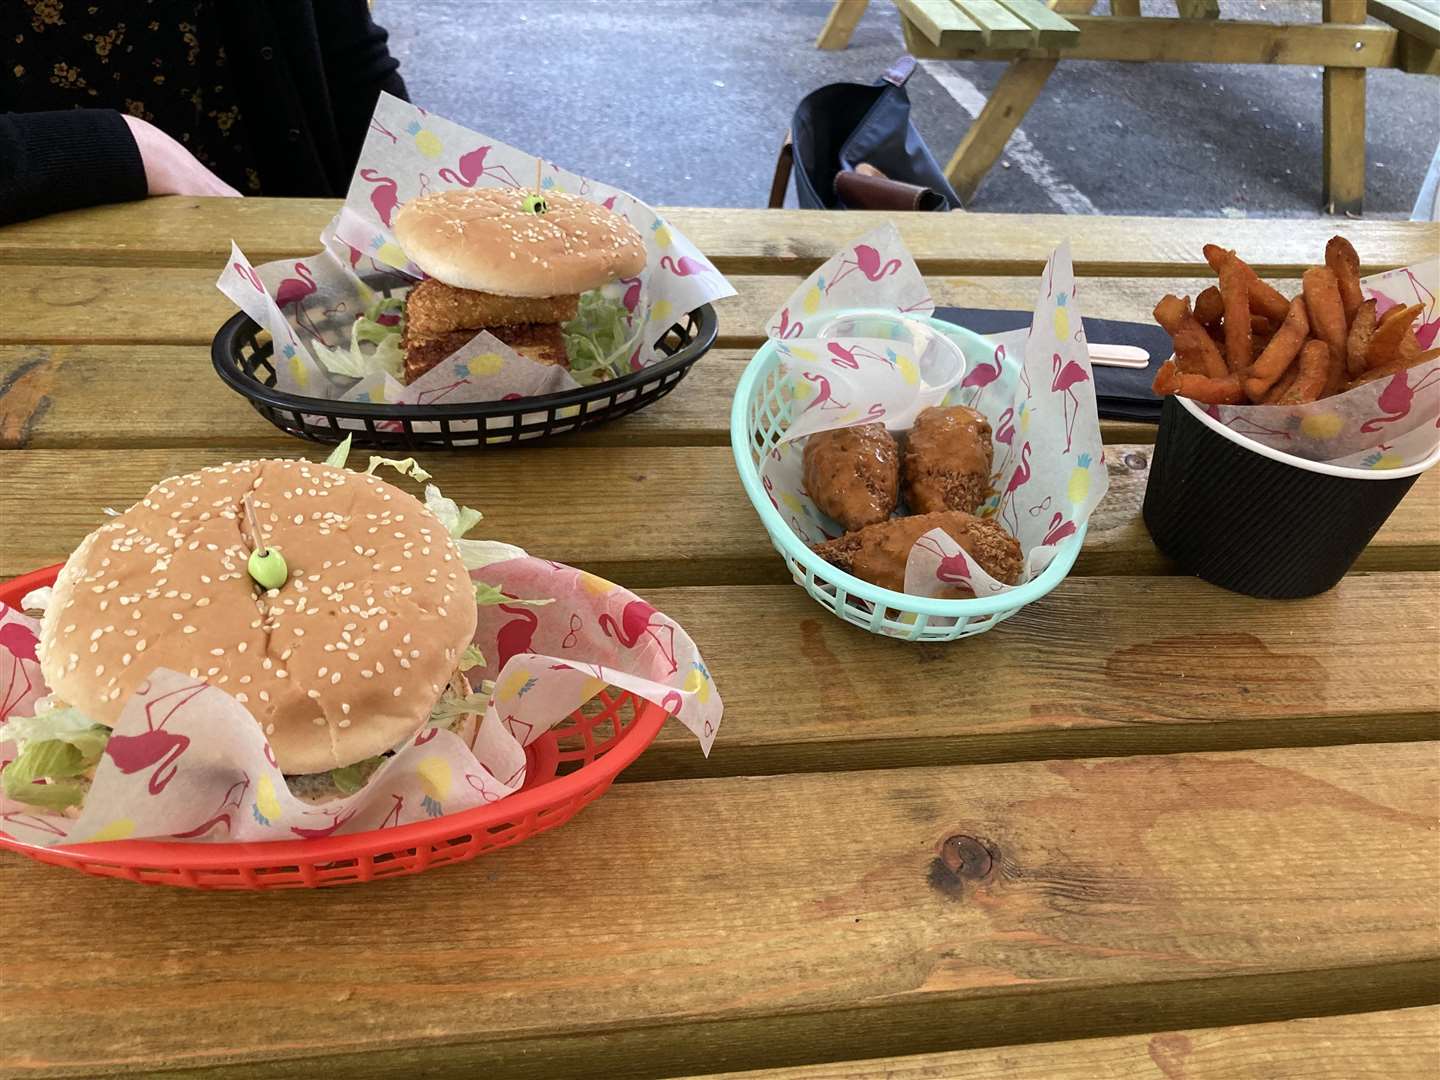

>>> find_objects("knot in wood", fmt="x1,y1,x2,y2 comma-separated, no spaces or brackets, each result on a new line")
940,835,993,879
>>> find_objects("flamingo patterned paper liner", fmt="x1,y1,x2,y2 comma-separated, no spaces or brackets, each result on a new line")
1199,256,1439,469
0,556,720,848
759,229,1109,600
216,92,734,412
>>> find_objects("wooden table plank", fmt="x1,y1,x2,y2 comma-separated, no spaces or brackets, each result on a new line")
1,198,1433,276
682,1007,1440,1080
633,573,1440,780
0,344,1160,451
3,742,1435,1079
0,265,1308,350
4,446,1437,586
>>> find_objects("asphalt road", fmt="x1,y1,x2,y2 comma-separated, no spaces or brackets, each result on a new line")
374,0,1440,218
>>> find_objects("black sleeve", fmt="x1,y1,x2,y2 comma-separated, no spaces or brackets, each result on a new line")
310,0,410,176
0,110,148,226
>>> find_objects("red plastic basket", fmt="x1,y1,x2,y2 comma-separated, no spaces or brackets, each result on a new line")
0,565,667,890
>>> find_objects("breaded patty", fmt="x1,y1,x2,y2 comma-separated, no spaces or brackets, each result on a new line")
404,278,579,337
403,323,568,383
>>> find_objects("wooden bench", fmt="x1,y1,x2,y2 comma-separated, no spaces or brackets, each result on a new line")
817,0,1440,214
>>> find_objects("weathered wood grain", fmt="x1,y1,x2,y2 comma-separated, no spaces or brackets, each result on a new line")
0,264,1307,350
683,1007,1440,1080
0,343,1156,450
632,573,1440,780
2,742,1436,1079
1,198,1433,275
5,446,1434,587
3,446,1435,586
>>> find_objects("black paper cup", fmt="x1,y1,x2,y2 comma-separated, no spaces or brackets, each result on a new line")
1144,394,1440,598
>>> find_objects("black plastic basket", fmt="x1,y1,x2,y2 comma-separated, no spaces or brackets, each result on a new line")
211,276,718,450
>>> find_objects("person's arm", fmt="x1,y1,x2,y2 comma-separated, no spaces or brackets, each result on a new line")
0,110,146,226
0,110,240,226
311,0,409,174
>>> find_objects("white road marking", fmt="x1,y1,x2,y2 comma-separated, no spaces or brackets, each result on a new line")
910,54,1097,214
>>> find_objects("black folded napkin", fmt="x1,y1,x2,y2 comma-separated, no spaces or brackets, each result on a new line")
933,306,1170,424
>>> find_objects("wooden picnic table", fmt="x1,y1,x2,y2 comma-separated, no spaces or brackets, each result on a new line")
0,200,1437,1078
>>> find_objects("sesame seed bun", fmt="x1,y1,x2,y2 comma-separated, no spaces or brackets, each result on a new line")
393,188,647,297
38,460,478,775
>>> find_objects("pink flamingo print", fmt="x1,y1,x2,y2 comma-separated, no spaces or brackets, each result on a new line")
602,194,618,210
1360,366,1440,433
0,623,38,720
359,168,399,226
1000,442,1033,537
825,341,892,369
960,343,1005,405
1051,351,1091,453
992,406,1017,478
368,117,398,144
659,255,711,278
291,806,357,839
438,145,520,189
1041,511,1077,546
275,262,321,338
801,371,847,412
415,379,474,407
495,603,539,671
619,276,643,314
599,600,678,674
105,682,208,795
914,534,973,586
660,690,683,715
380,793,405,829
825,244,902,293
771,308,803,339
170,778,250,839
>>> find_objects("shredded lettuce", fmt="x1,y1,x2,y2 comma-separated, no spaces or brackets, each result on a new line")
324,434,353,469
428,690,491,728
563,290,641,386
328,756,385,795
421,483,526,569
475,582,553,608
459,644,486,671
1,707,109,810
310,295,406,381
423,484,483,539
365,456,432,483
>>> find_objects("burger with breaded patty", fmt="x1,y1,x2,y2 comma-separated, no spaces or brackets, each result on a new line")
1,450,515,812
393,187,648,385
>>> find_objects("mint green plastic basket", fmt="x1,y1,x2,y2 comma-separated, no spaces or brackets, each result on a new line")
730,315,1086,641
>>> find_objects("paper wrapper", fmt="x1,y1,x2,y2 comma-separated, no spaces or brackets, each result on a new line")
0,556,719,848
1198,256,1439,469
216,93,734,411
759,226,1109,599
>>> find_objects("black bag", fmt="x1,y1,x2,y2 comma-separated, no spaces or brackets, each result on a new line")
770,56,960,212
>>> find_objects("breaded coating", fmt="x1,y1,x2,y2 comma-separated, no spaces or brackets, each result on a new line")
403,323,567,383
405,278,579,337
802,423,899,530
902,406,993,514
811,511,1021,595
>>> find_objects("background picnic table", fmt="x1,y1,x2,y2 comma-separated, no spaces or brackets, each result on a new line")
0,200,1437,1078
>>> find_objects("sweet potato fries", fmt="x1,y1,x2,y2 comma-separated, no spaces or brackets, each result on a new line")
1152,237,1438,406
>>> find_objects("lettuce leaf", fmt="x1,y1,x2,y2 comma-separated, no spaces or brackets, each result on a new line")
310,295,406,382
324,434,353,469
365,456,432,483
328,756,385,795
458,644,486,671
1,707,109,810
563,290,643,386
422,484,526,569
474,582,552,608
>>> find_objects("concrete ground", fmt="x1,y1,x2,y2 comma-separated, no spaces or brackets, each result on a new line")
374,0,1440,218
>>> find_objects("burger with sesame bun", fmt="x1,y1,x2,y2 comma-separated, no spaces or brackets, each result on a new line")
393,187,648,385
1,441,526,812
